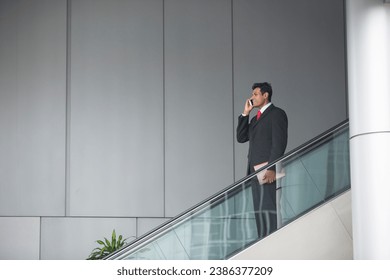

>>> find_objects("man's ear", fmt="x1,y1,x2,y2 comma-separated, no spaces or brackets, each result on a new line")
264,92,269,100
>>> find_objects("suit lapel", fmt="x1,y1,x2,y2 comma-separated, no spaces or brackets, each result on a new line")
252,104,274,128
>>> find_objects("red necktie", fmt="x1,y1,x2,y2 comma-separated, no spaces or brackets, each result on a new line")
256,110,262,120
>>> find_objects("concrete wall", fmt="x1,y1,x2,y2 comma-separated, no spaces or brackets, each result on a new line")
0,0,347,259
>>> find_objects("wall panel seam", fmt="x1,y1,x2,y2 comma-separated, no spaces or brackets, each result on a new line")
231,0,236,183
163,0,166,218
65,0,72,217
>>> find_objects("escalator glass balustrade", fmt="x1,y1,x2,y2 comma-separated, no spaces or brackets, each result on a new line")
107,120,350,260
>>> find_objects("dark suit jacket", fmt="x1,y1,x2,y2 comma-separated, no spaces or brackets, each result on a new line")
237,104,288,174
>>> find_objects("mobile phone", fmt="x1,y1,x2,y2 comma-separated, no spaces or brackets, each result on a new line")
249,99,254,106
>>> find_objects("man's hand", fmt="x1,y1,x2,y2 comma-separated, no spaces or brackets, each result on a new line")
243,99,254,115
262,170,276,184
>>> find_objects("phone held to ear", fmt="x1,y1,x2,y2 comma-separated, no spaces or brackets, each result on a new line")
249,99,254,106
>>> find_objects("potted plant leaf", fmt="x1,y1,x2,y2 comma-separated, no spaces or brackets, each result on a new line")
87,229,129,260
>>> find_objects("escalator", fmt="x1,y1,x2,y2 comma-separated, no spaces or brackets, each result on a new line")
107,120,350,260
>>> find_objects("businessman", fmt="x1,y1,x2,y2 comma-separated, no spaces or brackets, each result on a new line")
237,82,288,238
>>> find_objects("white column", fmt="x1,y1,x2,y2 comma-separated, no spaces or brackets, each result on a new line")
346,0,390,259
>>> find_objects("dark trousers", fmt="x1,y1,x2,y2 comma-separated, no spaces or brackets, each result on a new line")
251,180,277,238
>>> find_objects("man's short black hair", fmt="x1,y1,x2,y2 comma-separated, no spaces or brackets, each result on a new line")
252,82,273,102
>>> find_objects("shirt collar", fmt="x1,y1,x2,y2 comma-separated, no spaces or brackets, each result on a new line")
260,102,272,113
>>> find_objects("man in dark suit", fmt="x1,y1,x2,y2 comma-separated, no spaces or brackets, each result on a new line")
237,82,288,238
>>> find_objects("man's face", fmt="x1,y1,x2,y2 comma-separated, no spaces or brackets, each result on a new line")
251,87,268,108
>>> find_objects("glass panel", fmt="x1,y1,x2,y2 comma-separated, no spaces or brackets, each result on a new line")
110,121,350,260
279,127,350,226
278,157,324,225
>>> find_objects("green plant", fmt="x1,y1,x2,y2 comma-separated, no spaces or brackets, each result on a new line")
87,229,128,260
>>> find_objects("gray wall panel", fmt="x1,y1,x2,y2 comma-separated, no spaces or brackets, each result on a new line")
164,0,234,216
41,217,136,260
233,0,347,178
137,217,170,237
0,0,66,216
69,0,164,216
0,217,40,260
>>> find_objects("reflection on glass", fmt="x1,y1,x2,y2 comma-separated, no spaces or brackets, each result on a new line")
112,122,350,260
